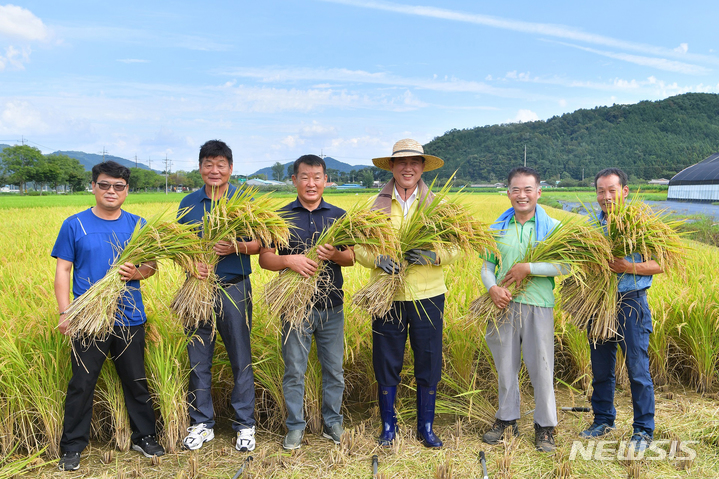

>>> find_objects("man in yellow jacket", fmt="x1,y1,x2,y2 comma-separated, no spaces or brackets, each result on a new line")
356,139,458,448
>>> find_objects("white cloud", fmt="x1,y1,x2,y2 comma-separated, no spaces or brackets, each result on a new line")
0,45,31,70
222,66,522,97
117,59,150,64
300,121,338,138
0,100,48,132
509,109,539,123
0,5,49,41
320,0,719,67
674,43,688,54
555,42,709,75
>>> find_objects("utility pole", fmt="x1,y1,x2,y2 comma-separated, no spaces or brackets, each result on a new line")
148,157,152,170
582,168,585,181
164,154,172,195
102,147,107,161
135,155,138,168
320,149,326,159
524,145,527,167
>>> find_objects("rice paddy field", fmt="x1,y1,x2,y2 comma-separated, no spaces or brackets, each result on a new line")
1,191,718,478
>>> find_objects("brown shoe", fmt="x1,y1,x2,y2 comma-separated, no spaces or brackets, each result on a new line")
482,419,519,445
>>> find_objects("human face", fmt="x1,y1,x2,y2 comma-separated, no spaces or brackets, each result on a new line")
507,174,540,218
200,155,233,190
596,174,629,215
92,173,128,212
391,157,424,191
292,163,326,209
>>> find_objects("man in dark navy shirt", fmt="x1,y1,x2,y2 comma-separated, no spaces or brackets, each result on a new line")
259,154,354,450
178,140,260,452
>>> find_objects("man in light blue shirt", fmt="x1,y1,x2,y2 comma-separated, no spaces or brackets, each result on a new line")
580,168,662,454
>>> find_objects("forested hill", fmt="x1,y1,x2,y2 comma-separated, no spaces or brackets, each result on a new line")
423,93,719,183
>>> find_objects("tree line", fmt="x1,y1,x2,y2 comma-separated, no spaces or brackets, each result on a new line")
423,92,719,185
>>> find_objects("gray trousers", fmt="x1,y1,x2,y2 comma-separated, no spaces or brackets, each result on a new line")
282,304,345,431
486,301,557,427
186,278,256,431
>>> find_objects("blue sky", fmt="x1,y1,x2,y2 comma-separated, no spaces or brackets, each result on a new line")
1,0,717,174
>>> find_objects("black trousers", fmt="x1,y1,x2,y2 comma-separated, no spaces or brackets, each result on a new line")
372,294,445,387
60,325,157,453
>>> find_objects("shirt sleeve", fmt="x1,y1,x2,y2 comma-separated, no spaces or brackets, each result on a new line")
480,260,498,291
529,262,571,276
354,244,377,268
51,218,76,263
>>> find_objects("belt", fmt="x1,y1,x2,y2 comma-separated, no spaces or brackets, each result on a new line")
220,275,248,288
618,289,647,300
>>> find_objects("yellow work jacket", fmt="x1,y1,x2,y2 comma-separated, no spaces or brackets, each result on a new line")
355,190,460,301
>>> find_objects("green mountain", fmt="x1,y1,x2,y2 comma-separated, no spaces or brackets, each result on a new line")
51,150,157,172
250,156,368,180
424,92,719,183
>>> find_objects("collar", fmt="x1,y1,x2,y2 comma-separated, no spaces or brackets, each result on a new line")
199,183,236,201
289,196,330,212
392,184,418,201
510,215,536,224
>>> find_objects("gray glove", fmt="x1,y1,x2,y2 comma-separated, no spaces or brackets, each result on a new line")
405,249,437,265
374,255,401,275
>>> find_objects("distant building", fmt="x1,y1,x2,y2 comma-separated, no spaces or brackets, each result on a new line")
470,183,504,188
648,178,670,185
246,179,285,187
336,183,365,189
668,153,719,202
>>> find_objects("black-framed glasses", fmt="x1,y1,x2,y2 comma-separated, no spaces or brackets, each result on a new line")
96,182,128,192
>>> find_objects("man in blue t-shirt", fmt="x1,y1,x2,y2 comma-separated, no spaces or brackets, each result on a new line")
580,168,662,454
178,140,260,452
259,154,354,450
52,161,164,472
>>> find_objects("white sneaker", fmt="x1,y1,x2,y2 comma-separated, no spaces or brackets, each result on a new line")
236,426,256,452
183,423,214,450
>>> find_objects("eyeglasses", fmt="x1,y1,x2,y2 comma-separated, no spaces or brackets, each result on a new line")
96,182,128,192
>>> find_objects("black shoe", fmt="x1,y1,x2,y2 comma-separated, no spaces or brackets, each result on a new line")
482,419,519,445
132,435,166,457
58,451,81,471
534,423,556,452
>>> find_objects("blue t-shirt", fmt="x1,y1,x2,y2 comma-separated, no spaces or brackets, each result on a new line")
177,184,252,282
51,208,147,326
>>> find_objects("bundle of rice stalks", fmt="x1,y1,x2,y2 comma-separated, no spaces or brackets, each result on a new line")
468,217,613,328
352,177,499,318
263,202,398,330
172,186,291,330
598,193,685,272
64,212,206,345
564,194,686,341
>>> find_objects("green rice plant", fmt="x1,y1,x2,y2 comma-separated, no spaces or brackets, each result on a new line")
144,319,191,453
95,360,132,451
0,444,47,479
353,178,499,318
64,212,206,344
172,186,292,330
264,203,398,330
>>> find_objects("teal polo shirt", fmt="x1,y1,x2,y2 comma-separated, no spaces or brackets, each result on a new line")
491,215,560,308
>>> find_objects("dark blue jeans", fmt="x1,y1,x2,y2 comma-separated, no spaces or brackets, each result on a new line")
372,294,444,387
186,278,255,431
589,291,655,436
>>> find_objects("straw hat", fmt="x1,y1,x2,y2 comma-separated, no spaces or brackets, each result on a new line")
372,138,444,172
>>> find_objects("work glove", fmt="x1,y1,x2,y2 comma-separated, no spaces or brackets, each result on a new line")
374,255,401,275
405,249,437,266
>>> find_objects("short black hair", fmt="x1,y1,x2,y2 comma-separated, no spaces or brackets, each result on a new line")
199,140,233,166
92,161,130,183
594,168,628,188
507,166,540,186
293,154,326,176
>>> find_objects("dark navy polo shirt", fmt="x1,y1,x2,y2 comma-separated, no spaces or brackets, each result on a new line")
178,184,252,282
277,197,346,309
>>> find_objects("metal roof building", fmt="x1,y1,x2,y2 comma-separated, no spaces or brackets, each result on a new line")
667,153,719,202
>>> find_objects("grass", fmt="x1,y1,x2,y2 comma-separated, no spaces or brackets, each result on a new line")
1,192,718,477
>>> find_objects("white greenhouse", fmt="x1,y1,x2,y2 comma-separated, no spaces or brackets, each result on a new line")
667,153,719,202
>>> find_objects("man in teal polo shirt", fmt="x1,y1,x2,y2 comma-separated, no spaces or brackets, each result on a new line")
480,167,568,452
